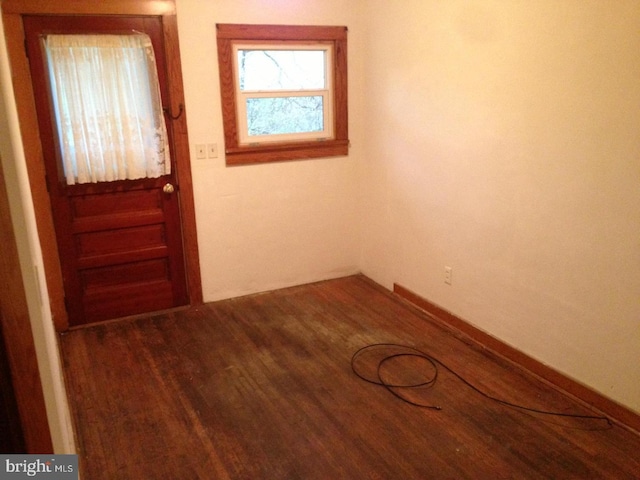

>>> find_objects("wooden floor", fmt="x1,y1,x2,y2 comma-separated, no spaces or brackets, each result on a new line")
60,275,640,479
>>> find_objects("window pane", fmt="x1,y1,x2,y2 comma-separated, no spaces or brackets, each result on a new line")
247,96,324,136
45,34,170,185
238,50,325,91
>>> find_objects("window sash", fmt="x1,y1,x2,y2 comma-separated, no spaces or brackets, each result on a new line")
237,47,328,92
233,43,333,145
237,91,333,145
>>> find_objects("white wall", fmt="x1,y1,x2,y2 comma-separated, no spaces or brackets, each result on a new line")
360,0,640,413
176,0,366,301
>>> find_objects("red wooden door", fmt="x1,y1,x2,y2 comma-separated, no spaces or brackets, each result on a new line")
24,15,188,327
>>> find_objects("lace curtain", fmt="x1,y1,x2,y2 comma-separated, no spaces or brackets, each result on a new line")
45,34,171,185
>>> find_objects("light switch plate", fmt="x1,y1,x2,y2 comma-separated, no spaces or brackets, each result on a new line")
207,143,218,158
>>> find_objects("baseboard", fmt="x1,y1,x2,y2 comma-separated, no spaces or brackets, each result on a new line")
393,283,640,435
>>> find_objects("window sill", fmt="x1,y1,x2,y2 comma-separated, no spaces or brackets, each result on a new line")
225,139,349,165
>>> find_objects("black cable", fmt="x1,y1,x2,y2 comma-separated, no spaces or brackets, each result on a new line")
351,343,612,428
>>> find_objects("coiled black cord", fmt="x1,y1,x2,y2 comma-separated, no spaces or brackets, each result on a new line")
351,343,612,428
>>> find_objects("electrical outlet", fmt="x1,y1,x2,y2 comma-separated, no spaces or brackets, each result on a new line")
444,266,453,285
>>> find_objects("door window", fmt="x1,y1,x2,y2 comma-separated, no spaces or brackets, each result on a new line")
44,34,170,185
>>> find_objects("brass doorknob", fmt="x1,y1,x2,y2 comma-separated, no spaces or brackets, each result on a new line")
163,183,175,194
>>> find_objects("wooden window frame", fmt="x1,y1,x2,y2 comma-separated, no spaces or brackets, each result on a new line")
217,24,349,166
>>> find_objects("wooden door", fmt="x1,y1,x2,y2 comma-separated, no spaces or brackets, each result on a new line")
24,15,189,327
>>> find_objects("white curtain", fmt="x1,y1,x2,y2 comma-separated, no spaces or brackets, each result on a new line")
45,34,171,185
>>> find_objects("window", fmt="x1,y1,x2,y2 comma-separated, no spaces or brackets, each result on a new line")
217,24,349,165
44,34,170,184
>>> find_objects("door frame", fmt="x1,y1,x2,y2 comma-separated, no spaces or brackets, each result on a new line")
2,0,202,332
0,152,52,453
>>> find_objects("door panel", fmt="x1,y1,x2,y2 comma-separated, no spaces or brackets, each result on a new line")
70,187,185,322
24,15,189,326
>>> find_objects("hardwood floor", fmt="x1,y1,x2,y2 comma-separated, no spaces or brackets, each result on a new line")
60,275,640,479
